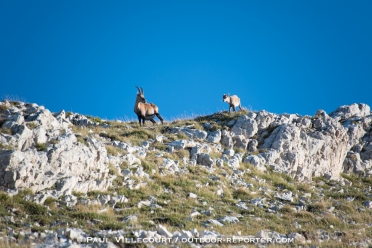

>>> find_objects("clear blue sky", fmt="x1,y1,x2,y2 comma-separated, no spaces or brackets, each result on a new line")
1,1,371,120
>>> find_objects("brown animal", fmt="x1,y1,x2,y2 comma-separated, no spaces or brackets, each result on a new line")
134,86,164,126
222,94,242,112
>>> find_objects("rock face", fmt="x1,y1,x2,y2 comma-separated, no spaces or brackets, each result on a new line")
0,99,371,196
227,105,371,181
0,101,115,194
329,103,370,121
260,113,349,181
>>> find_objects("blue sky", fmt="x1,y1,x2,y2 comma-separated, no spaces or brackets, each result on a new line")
1,1,371,121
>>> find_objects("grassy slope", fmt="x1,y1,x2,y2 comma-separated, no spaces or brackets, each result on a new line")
0,111,371,247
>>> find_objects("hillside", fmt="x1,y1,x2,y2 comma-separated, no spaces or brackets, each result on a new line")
0,99,371,247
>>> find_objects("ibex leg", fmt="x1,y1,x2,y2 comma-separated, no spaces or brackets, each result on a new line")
156,113,164,124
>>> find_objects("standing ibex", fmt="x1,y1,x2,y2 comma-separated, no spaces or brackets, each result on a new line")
134,86,164,126
222,94,242,113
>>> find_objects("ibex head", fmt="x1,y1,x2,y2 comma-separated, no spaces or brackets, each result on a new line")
222,93,230,102
136,86,146,103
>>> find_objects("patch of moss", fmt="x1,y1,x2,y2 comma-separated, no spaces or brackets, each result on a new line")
26,122,38,130
36,143,47,151
0,127,12,135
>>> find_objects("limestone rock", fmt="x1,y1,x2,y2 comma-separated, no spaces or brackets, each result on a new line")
231,115,258,138
363,201,372,209
218,216,239,224
255,110,275,129
203,219,224,227
288,232,306,244
261,113,349,181
220,129,233,147
0,102,114,194
232,135,249,150
68,113,96,126
122,153,141,166
197,153,214,167
330,103,370,121
157,224,173,238
168,139,196,150
169,126,207,140
247,139,258,152
206,129,221,143
243,155,266,172
227,153,243,169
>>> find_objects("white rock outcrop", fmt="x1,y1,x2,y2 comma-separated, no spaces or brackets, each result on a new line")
1,100,372,195
0,101,115,194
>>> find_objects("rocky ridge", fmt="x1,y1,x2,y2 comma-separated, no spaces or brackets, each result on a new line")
0,100,372,247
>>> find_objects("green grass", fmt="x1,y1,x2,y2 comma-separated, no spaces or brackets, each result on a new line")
77,137,87,146
99,131,121,142
106,145,122,156
0,104,9,113
232,187,252,200
0,127,12,135
262,171,296,191
151,142,168,151
86,115,103,124
36,142,47,151
0,143,14,151
122,129,155,142
108,163,119,176
49,138,59,145
26,122,38,130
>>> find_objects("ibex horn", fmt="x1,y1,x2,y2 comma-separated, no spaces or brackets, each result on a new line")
135,86,142,94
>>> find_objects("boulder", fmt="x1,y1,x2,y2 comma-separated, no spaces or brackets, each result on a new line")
243,155,266,172
232,135,249,150
231,115,258,138
330,103,370,121
168,139,196,150
206,129,221,143
247,139,258,152
169,126,207,140
220,129,233,147
197,153,214,167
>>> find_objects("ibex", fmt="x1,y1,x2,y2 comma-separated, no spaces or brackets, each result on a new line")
134,86,164,126
222,94,242,113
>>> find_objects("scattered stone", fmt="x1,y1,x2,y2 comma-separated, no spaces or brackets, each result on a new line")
218,216,239,224
123,215,138,223
138,200,151,208
275,192,294,202
197,153,214,167
188,193,197,199
363,201,372,209
223,148,235,156
169,127,207,140
203,219,224,227
288,232,306,244
157,224,173,238
168,139,196,150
